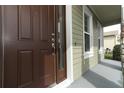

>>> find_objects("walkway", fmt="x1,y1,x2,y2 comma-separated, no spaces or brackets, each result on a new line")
68,59,123,88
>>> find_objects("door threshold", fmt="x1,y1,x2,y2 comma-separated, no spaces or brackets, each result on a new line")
48,83,57,88
52,79,73,88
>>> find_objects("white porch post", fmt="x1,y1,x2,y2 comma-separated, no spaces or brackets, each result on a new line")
66,5,74,82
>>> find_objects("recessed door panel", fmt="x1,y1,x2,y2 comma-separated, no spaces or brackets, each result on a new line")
39,49,55,87
18,50,33,87
18,6,32,40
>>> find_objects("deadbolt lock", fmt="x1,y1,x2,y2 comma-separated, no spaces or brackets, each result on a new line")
51,33,55,36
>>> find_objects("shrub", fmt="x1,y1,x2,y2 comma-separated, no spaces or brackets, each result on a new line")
104,52,113,59
112,45,121,61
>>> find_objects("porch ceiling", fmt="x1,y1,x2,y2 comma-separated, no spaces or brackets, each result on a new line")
89,5,121,27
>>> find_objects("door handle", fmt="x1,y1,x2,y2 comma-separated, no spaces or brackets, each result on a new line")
51,43,55,56
52,43,55,48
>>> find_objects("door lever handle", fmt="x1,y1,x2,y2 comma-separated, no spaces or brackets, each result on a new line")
52,43,55,48
52,43,55,55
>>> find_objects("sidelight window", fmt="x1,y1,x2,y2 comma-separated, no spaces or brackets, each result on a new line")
57,6,66,70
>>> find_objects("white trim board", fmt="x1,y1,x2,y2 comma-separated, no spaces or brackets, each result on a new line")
65,5,74,83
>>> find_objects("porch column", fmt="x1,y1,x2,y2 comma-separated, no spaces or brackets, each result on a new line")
66,5,74,82
121,5,124,88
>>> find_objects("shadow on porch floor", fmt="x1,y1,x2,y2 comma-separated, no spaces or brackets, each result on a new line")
68,59,123,88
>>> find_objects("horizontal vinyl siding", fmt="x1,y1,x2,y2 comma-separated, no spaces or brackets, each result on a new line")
92,17,99,67
73,62,82,79
72,6,101,80
83,16,99,73
72,5,83,80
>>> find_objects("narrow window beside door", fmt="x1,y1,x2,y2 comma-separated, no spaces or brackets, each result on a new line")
56,5,66,83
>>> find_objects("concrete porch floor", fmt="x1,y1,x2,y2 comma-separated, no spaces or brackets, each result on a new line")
68,59,123,88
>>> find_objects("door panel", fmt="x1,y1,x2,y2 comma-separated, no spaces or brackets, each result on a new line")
18,50,33,87
3,5,56,88
19,6,32,40
40,6,49,40
40,50,55,86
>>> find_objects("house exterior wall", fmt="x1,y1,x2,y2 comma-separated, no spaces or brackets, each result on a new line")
72,5,103,80
82,16,99,73
104,35,116,50
72,5,83,80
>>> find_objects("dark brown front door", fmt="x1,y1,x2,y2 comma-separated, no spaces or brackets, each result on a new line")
3,5,56,88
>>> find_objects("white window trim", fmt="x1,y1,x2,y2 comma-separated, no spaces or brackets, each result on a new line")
83,6,94,59
84,51,94,59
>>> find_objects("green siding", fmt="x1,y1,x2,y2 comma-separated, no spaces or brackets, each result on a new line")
72,5,101,80
72,5,83,80
83,15,99,74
